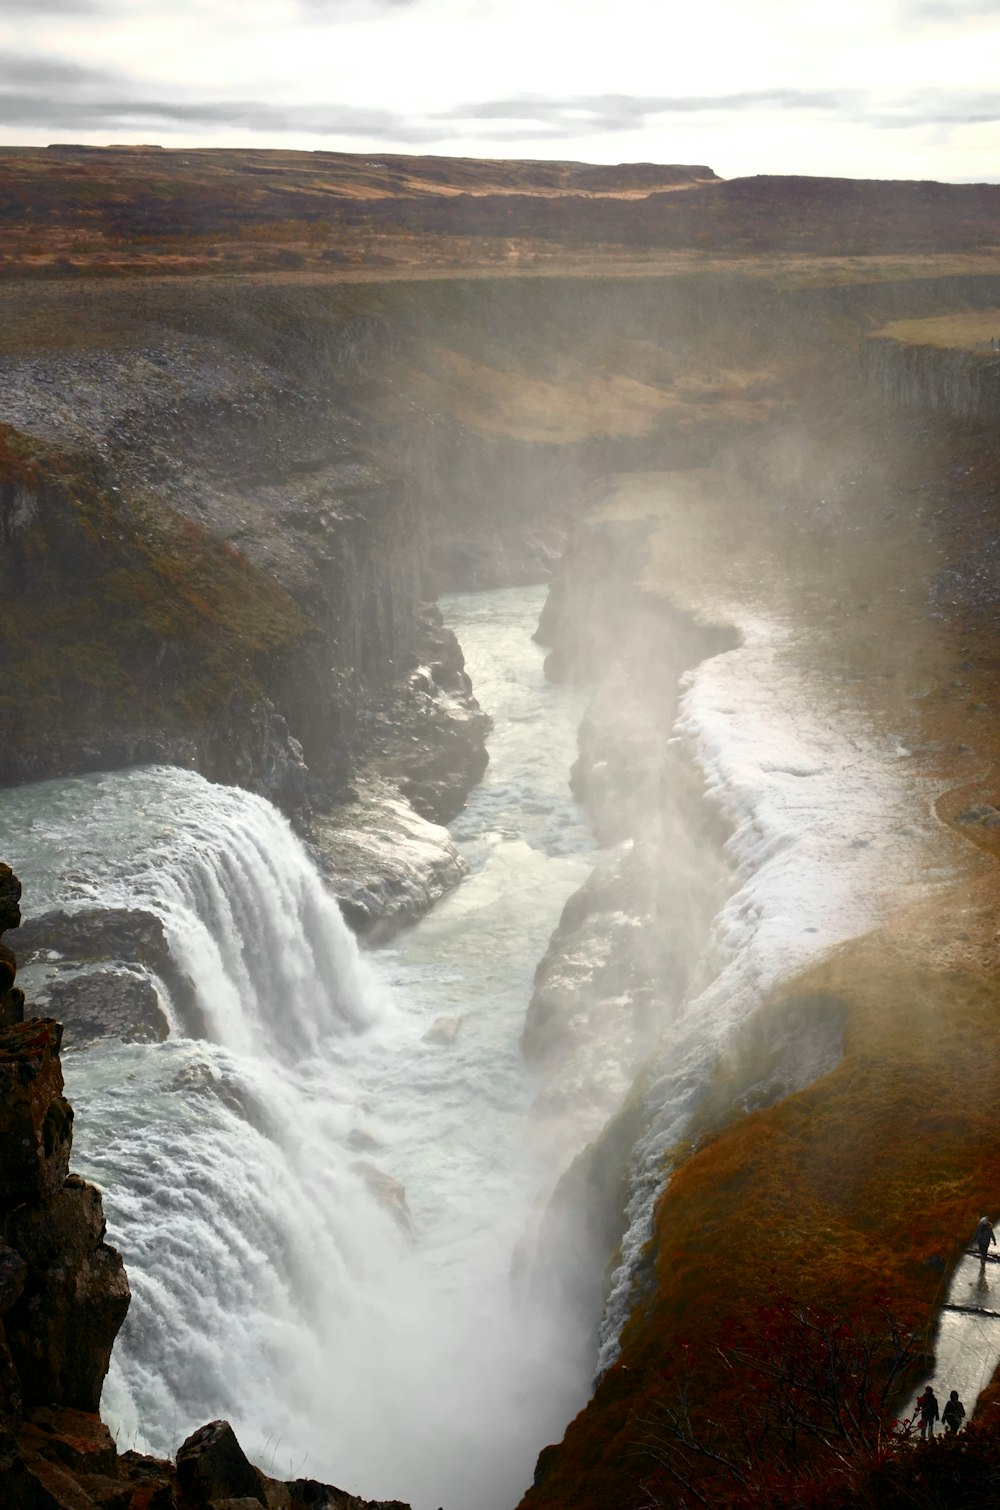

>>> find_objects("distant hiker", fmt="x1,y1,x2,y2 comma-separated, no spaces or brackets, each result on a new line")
976,1215,996,1263
942,1390,966,1434
918,1385,939,1438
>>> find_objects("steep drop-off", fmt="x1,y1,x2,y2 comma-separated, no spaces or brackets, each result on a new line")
515,339,1000,1508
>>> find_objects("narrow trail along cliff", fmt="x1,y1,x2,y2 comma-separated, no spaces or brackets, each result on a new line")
5,147,1000,1508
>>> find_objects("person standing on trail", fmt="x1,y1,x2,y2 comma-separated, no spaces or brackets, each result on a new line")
976,1215,996,1264
942,1390,966,1434
918,1385,940,1439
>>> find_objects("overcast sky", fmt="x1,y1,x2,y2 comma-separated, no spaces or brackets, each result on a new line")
1,0,998,181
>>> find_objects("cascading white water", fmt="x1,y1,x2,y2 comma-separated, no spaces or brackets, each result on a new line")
4,571,973,1505
2,586,598,1510
594,613,962,1373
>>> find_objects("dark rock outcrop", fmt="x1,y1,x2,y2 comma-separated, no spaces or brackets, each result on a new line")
176,1420,268,1506
45,969,171,1048
0,869,132,1503
5,1174,132,1411
16,906,202,1041
0,862,24,1030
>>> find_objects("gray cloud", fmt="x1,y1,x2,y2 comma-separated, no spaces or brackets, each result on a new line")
1,57,998,147
903,0,999,18
0,92,418,136
441,88,1000,140
438,89,855,134
0,55,116,87
296,0,416,14
0,0,102,11
0,0,101,9
867,90,1000,129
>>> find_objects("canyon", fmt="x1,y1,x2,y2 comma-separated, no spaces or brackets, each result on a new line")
4,147,1000,1507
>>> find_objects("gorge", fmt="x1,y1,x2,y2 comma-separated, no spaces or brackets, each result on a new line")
4,149,1000,1509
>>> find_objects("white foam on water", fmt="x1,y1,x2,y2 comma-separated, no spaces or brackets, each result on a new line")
2,585,600,1510
597,612,958,1369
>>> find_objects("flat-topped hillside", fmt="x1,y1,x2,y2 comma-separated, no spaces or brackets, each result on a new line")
0,146,998,280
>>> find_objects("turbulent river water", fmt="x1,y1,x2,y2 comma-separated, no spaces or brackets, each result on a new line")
4,569,981,1506
2,585,597,1510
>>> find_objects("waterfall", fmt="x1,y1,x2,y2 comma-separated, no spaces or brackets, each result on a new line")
3,586,599,1510
5,767,408,1479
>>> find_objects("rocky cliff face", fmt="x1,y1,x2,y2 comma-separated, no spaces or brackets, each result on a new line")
0,285,496,932
0,861,133,1500
0,863,414,1510
526,517,737,1093
513,515,739,1371
862,334,1000,420
4,271,998,852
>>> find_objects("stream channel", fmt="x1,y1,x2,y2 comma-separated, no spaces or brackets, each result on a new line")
3,584,599,1510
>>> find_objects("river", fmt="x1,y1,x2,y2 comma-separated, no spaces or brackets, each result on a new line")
2,574,968,1505
2,585,597,1510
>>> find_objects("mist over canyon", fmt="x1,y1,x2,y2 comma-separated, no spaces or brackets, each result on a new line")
3,148,1000,1510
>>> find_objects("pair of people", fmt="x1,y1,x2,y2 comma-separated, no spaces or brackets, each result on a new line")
915,1218,996,1439
917,1386,965,1437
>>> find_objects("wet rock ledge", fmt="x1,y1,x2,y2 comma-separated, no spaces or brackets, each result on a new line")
0,861,412,1510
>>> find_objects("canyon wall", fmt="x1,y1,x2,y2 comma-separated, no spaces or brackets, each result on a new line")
7,244,1000,1505
863,333,1000,421
7,269,1000,828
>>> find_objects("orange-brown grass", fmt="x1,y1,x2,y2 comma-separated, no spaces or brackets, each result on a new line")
519,391,1000,1509
0,424,43,488
386,345,782,445
878,309,1000,353
522,903,1000,1510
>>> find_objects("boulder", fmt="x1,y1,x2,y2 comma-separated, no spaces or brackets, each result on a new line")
0,941,16,992
16,907,201,1037
77,1476,134,1508
10,1449,99,1510
175,1420,267,1506
118,1449,178,1509
422,1016,462,1046
45,970,170,1049
0,987,26,1030
352,1163,412,1236
287,1482,411,1510
0,1325,23,1434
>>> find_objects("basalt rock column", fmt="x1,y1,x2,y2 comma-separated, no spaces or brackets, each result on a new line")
0,862,132,1503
